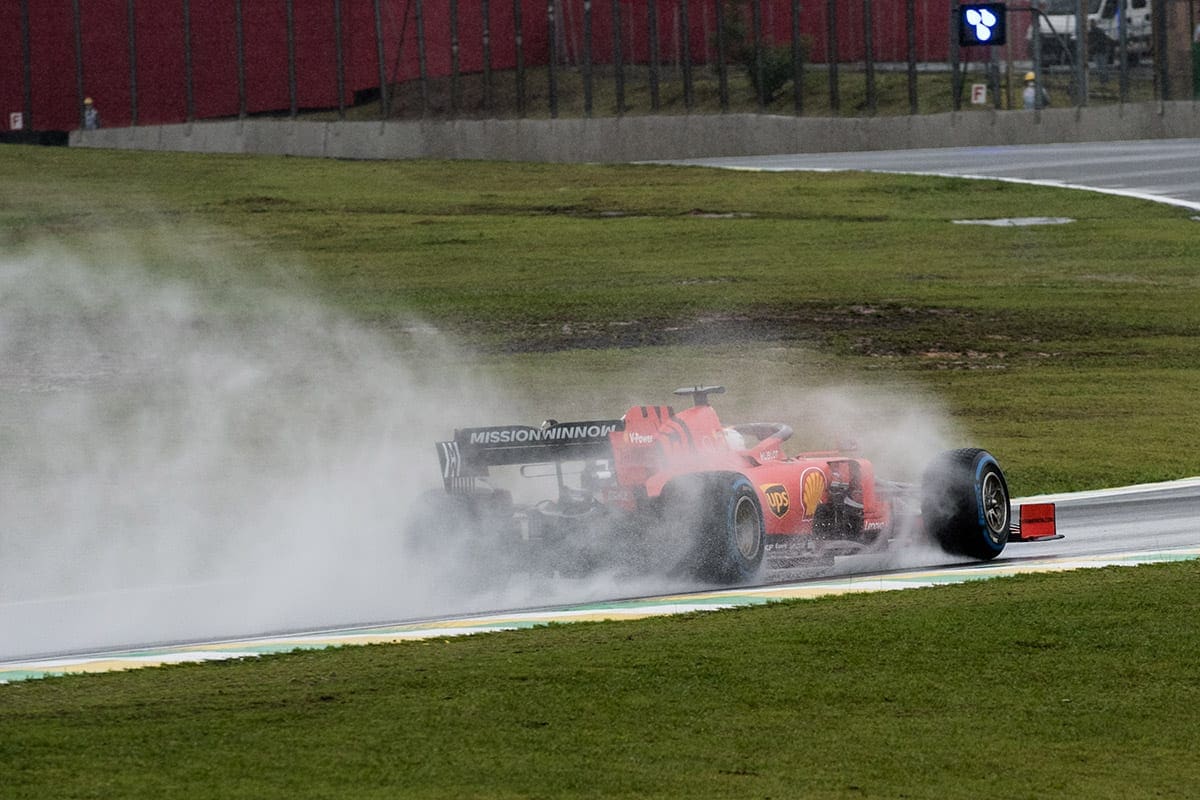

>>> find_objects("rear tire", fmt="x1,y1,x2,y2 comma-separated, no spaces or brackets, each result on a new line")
921,449,1010,561
664,473,765,585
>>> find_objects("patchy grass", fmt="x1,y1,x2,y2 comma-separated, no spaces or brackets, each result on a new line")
2,145,1197,495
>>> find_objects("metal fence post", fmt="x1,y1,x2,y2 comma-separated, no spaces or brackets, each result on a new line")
612,0,626,114
792,0,804,115
1117,0,1129,102
451,0,461,115
950,3,962,111
286,0,297,118
334,0,346,119
648,0,661,111
1074,0,1087,104
681,0,694,109
826,0,840,112
990,39,1001,108
482,0,493,112
548,1,558,118
716,0,729,112
584,0,594,116
863,0,876,114
514,0,526,117
72,0,84,128
1005,28,1014,109
1153,0,1168,101
372,0,390,118
752,0,765,111
20,0,33,128
906,0,918,114
183,0,194,122
1032,6,1044,112
416,0,429,115
127,0,139,125
235,0,246,118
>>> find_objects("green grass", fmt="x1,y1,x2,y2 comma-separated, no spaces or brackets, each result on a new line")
4,145,1195,493
3,561,1198,799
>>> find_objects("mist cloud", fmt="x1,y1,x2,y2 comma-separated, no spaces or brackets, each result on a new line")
0,236,515,658
1,234,968,660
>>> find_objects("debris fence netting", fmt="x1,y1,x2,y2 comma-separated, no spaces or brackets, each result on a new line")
1,0,1175,134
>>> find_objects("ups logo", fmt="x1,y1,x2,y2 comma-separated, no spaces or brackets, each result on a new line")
761,484,790,518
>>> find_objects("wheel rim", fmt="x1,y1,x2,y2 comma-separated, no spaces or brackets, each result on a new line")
733,495,762,560
981,471,1009,543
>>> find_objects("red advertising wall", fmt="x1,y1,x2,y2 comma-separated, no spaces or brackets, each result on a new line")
2,1,978,134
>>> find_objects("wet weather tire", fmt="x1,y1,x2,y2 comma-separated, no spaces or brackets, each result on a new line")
921,449,1011,561
666,473,765,585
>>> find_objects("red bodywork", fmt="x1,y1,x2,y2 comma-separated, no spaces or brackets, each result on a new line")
604,402,889,542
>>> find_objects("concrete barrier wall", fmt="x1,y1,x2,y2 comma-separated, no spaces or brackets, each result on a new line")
70,102,1200,163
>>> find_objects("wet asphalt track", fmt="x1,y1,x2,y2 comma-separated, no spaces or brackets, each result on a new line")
662,137,1200,211
4,479,1198,681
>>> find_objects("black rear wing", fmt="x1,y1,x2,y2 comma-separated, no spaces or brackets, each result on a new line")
436,419,624,490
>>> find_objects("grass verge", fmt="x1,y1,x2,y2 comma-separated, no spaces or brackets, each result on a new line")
2,561,1198,799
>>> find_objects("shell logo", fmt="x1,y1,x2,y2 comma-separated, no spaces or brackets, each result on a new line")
801,468,827,519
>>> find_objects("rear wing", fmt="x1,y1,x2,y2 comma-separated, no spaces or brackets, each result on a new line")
1009,502,1062,542
436,419,624,490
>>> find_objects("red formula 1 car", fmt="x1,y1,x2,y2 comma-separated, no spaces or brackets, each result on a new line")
427,386,1057,585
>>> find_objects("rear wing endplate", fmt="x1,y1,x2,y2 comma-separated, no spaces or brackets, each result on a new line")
436,419,624,488
1009,502,1062,542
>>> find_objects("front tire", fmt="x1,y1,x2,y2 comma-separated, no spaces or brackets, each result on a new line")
921,449,1011,561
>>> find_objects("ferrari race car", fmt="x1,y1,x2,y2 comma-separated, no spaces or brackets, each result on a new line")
425,386,1058,585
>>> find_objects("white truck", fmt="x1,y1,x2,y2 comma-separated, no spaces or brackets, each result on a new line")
1033,0,1152,65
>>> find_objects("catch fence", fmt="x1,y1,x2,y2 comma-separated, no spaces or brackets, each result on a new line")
1,1,1190,135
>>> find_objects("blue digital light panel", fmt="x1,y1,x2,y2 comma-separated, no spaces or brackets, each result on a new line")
958,3,1007,46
